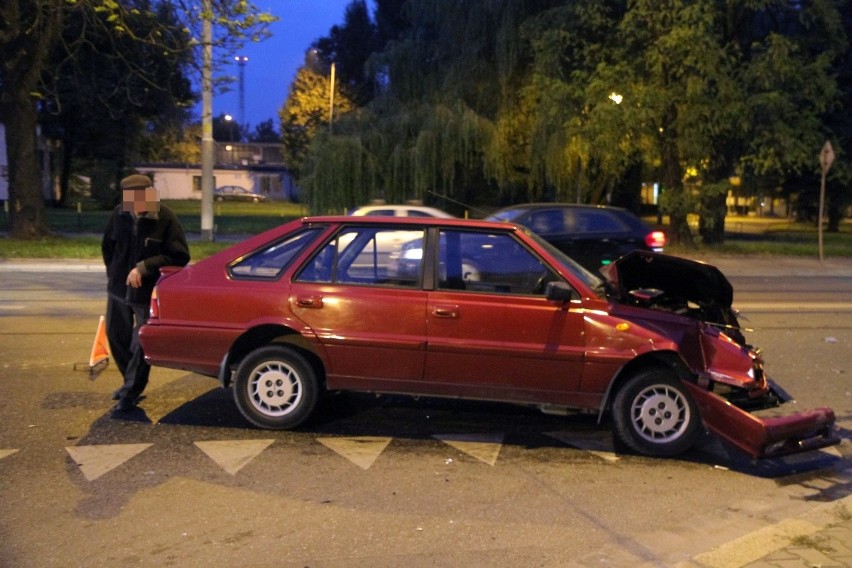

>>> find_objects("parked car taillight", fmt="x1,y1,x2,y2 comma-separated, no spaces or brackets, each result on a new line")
645,231,666,251
149,288,160,319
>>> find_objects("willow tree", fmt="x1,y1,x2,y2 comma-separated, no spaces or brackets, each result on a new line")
300,0,550,213
517,1,627,205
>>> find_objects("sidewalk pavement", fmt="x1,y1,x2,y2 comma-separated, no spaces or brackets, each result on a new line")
682,493,852,568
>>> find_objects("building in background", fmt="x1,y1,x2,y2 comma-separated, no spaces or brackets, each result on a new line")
0,123,57,204
135,141,298,202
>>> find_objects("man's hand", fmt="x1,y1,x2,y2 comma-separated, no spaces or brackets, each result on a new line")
126,267,142,288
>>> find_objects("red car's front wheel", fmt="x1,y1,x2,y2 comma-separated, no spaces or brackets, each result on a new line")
612,369,702,457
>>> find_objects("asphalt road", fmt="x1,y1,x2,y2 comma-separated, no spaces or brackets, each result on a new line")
0,259,849,567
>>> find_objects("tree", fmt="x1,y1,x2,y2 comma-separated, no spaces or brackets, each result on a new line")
295,0,847,236
38,2,195,207
313,0,379,105
248,119,280,143
280,60,353,173
579,0,843,244
1,0,65,237
0,0,275,239
213,113,243,142
136,123,202,166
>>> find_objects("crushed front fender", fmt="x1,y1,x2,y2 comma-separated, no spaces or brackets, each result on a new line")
682,382,840,459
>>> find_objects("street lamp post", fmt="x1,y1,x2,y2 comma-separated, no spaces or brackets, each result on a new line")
234,55,248,127
224,114,236,165
224,114,236,141
329,61,336,134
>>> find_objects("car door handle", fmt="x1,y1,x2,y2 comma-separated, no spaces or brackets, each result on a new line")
295,296,323,308
432,305,459,318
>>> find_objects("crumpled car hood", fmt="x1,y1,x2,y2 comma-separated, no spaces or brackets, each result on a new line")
602,250,733,309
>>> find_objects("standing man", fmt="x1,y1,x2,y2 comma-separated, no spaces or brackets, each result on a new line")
102,174,190,412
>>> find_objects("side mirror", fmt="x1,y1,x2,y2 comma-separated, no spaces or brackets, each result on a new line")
545,281,576,303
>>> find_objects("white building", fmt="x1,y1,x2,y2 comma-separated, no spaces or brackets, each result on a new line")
0,123,56,203
134,142,298,201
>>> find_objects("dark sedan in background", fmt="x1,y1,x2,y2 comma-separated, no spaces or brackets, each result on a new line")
139,216,837,460
214,185,267,203
486,203,666,272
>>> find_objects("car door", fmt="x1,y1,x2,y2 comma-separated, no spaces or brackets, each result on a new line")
290,225,429,391
423,229,587,405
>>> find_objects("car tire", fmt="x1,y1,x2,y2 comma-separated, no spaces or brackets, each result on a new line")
232,345,319,430
612,369,702,457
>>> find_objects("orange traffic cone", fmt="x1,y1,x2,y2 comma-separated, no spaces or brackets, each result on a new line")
89,315,110,368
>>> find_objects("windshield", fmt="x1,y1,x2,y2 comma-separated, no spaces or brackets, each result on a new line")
484,208,524,223
521,228,606,296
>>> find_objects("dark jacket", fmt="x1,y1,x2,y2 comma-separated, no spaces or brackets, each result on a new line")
101,204,190,306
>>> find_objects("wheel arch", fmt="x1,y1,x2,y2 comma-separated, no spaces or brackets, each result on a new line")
218,324,326,389
597,350,694,422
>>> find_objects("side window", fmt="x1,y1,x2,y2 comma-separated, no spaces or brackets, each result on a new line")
228,228,323,279
528,210,563,234
437,230,558,295
295,226,425,288
578,210,628,232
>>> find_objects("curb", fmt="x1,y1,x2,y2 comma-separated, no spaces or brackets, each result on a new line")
0,259,105,273
683,493,852,568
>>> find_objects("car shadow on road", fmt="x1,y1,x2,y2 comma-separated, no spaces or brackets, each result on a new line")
149,389,847,479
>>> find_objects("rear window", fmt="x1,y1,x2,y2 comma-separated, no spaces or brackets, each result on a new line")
228,228,323,279
525,209,632,234
489,207,640,235
573,209,630,233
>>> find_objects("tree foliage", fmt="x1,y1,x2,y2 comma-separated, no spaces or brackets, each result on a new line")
280,59,353,173
0,0,275,238
292,0,847,245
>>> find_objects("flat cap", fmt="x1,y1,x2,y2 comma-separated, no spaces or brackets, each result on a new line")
120,174,153,189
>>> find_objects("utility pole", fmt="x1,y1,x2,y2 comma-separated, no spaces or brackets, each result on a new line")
200,0,214,242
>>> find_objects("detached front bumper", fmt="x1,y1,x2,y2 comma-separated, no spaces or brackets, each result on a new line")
684,383,840,459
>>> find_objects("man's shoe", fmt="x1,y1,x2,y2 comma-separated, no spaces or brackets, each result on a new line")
113,397,138,412
111,389,124,401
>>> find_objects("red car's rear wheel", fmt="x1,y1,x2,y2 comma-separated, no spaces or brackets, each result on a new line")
233,346,318,429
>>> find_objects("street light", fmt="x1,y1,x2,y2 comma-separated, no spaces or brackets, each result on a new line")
234,55,248,126
224,114,236,141
224,114,236,164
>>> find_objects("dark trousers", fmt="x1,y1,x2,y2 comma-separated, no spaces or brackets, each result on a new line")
105,295,151,401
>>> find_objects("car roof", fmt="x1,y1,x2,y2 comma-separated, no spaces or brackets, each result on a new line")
490,203,631,213
303,215,515,230
348,204,454,216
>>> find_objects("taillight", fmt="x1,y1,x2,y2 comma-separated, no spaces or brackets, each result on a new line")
645,231,666,251
149,288,160,319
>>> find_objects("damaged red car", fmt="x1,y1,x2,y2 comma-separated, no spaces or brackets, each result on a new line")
139,216,839,459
